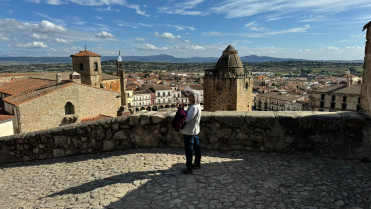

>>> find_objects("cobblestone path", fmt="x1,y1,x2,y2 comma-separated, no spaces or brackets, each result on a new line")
0,148,370,209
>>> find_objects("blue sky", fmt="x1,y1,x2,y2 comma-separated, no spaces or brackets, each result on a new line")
0,0,370,60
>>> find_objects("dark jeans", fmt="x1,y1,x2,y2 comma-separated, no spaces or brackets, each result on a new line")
183,135,201,170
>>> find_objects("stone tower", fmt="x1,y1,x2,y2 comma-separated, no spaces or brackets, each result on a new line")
361,21,371,116
116,50,130,116
204,45,253,111
70,49,102,88
117,50,127,107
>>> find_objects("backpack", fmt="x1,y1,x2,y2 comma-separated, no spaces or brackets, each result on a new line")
172,108,187,131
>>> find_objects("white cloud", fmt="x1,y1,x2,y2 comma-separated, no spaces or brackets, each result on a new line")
32,33,48,39
0,33,8,41
136,38,146,41
96,31,114,39
167,24,195,31
137,43,168,50
56,38,70,43
15,41,47,48
155,32,180,39
299,49,312,52
327,46,339,51
126,4,150,17
38,20,66,32
184,40,190,43
245,21,265,31
202,31,225,36
345,46,362,49
157,0,205,16
243,25,310,37
190,45,205,50
210,0,371,19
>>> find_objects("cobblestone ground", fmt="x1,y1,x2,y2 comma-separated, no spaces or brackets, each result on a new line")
0,148,371,209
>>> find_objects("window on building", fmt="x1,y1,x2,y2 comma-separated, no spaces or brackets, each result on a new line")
342,103,347,110
281,108,283,111
163,92,165,97
357,104,360,112
65,102,75,115
271,106,274,110
127,93,130,97
281,102,284,106
271,100,274,104
320,101,324,108
332,95,336,101
331,102,336,109
343,96,347,103
158,93,160,97
168,92,170,96
79,63,83,71
276,101,278,105
321,94,325,100
358,97,361,104
245,82,248,89
94,62,98,71
276,107,278,111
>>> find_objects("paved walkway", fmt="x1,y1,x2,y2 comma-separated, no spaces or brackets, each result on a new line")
0,148,370,209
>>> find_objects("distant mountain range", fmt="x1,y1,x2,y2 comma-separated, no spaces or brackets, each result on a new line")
0,54,363,64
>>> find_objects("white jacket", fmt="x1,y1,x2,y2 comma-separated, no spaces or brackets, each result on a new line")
180,104,201,136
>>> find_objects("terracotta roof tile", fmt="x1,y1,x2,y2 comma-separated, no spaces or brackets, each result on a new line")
71,50,101,57
188,84,203,91
0,115,14,122
0,78,55,96
3,81,74,105
81,114,112,123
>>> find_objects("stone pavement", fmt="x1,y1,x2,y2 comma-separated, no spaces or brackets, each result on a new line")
0,148,370,209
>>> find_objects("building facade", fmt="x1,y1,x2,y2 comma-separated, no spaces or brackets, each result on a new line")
2,80,120,133
309,84,361,111
204,45,253,111
255,92,305,111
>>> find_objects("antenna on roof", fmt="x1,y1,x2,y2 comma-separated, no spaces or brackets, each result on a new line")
84,43,87,51
119,49,121,56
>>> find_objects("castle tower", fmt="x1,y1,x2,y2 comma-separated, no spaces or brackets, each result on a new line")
204,45,253,111
70,49,102,88
361,21,371,116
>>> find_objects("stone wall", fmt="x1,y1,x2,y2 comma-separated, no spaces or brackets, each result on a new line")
0,111,370,164
18,84,120,133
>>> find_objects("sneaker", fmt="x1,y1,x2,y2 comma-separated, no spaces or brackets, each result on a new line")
192,163,201,169
181,168,193,174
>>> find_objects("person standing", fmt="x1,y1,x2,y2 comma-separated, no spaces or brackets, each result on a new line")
179,90,202,174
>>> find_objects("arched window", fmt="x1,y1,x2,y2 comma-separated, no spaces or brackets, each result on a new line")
79,63,83,71
163,92,165,97
94,62,98,71
158,92,160,97
65,102,75,115
245,82,248,89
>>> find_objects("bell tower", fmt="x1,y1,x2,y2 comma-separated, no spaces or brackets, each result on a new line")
70,47,102,88
204,45,253,111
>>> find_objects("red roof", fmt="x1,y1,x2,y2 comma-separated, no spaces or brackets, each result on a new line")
81,114,112,123
0,78,55,96
0,115,14,122
71,50,101,57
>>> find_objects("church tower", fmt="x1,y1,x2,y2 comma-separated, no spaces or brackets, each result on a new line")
204,45,253,111
117,50,127,107
70,49,102,88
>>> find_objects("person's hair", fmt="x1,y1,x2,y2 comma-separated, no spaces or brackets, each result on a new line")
188,90,201,105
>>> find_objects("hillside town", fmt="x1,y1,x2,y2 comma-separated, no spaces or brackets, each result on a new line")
0,45,362,137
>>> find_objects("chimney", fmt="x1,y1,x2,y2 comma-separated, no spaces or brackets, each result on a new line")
69,71,81,83
56,73,62,83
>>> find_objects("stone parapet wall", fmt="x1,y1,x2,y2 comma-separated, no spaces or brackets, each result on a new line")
0,111,370,164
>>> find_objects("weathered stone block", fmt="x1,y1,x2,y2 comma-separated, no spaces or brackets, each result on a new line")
54,135,69,148
53,148,64,157
114,130,127,140
103,140,115,151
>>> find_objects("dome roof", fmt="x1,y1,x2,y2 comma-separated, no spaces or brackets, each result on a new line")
215,45,244,74
117,55,123,62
